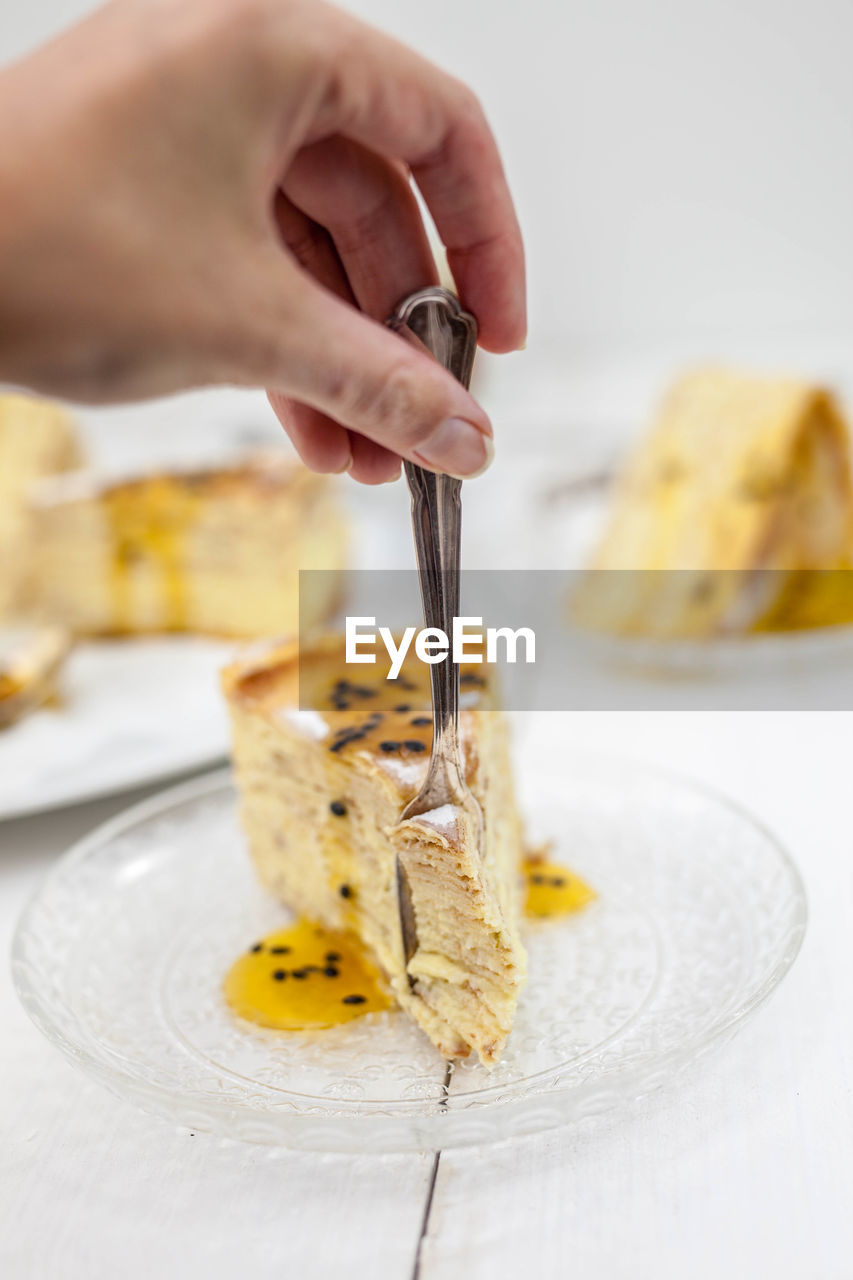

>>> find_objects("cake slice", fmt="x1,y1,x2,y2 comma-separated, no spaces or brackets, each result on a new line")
0,393,82,618
222,635,527,1065
29,454,346,639
0,625,70,728
575,368,853,637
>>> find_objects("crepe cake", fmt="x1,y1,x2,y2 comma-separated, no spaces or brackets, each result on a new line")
29,454,346,639
222,634,527,1066
575,368,853,638
0,393,82,618
0,625,70,728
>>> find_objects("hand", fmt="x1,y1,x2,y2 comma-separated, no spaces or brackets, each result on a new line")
0,0,525,482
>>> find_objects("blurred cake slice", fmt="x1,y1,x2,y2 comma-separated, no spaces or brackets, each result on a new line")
0,394,83,617
30,454,346,639
222,635,527,1066
0,625,70,728
576,368,853,637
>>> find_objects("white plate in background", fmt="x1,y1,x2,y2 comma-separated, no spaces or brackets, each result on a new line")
0,637,233,822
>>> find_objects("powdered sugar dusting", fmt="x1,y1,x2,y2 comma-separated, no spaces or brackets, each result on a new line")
413,803,460,836
375,753,427,786
278,708,330,741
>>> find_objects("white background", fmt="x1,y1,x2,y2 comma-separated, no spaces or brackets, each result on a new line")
3,3,853,1278
4,0,853,351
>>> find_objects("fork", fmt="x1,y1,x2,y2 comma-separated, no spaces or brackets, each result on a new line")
386,287,484,980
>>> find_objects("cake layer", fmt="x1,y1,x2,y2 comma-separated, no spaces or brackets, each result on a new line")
576,369,853,637
0,625,70,728
222,635,527,1065
0,394,82,618
30,454,346,638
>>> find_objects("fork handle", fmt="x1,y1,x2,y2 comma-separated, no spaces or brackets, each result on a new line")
386,288,478,764
405,466,462,751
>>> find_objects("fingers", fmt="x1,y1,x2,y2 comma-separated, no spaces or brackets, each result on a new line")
267,392,350,473
280,139,459,484
282,136,438,323
272,189,354,307
302,12,526,351
271,187,407,482
251,260,493,479
271,170,480,483
268,389,401,482
414,113,526,356
269,192,353,473
348,431,402,485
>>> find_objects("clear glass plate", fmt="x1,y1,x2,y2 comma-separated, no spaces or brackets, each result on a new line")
12,758,806,1152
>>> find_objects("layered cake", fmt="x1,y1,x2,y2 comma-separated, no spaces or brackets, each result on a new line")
0,625,70,728
576,369,853,637
0,393,82,617
222,635,527,1065
29,455,346,639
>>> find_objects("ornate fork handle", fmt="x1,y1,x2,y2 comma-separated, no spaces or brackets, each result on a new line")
386,288,480,975
404,465,465,799
387,287,479,814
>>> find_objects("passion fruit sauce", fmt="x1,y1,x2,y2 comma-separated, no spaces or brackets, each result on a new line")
224,919,393,1030
225,858,596,1032
523,856,597,918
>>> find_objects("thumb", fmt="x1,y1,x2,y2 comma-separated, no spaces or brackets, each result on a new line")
257,270,494,479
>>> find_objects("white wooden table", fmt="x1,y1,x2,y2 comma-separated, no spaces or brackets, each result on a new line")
4,0,853,1267
3,710,852,1280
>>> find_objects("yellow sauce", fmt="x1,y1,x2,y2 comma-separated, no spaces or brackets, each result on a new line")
226,860,596,1032
224,919,392,1031
293,656,490,759
105,480,196,631
754,567,853,632
523,856,597,918
0,673,23,702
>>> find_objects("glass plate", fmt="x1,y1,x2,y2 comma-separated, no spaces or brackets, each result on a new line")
12,758,806,1152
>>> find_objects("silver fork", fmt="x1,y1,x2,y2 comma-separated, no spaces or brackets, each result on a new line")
386,287,484,980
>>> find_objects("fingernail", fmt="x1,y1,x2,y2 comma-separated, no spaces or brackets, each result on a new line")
414,419,494,479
